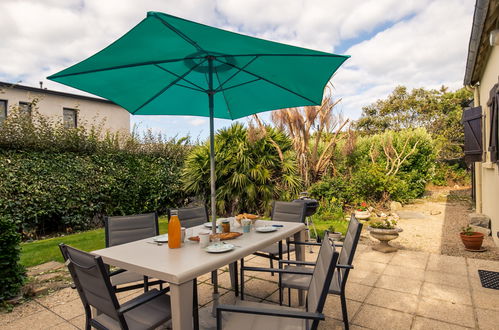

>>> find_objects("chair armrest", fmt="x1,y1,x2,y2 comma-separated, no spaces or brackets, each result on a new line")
287,240,321,246
337,264,353,269
118,288,169,314
242,266,314,276
217,304,325,320
278,260,316,266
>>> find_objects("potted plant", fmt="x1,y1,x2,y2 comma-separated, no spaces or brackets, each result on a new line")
367,218,403,253
354,202,371,220
327,225,342,241
460,226,484,251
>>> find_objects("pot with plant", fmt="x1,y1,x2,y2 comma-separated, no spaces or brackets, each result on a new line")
460,226,485,251
367,218,403,253
354,202,371,220
327,225,342,241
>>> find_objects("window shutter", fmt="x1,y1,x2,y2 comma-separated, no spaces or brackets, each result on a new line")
462,105,483,163
487,83,499,162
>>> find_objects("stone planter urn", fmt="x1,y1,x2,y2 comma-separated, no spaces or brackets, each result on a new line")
367,227,403,253
354,210,371,220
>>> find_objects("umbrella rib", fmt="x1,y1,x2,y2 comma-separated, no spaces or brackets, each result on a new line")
214,56,259,92
217,78,260,92
214,57,319,105
131,58,207,114
176,83,206,92
154,64,206,92
214,70,235,119
152,14,204,51
48,57,205,79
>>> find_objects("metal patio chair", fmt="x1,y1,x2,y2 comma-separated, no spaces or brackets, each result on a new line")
169,206,209,228
216,234,339,330
59,244,171,330
252,201,307,273
105,212,164,293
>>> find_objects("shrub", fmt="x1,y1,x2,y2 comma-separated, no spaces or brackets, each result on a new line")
182,123,301,215
0,216,25,301
0,108,189,235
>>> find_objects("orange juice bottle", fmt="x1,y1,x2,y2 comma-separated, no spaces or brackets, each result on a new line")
168,210,181,248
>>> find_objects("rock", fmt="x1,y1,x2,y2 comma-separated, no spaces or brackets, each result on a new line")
379,212,387,218
468,213,491,228
389,201,402,211
31,286,49,296
470,225,491,236
454,184,460,189
430,210,442,215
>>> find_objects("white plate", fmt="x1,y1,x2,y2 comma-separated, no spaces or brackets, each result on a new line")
255,226,277,233
204,243,235,253
204,222,214,228
153,234,169,243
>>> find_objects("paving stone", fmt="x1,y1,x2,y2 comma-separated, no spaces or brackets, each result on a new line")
69,314,86,329
476,308,499,330
241,278,279,300
2,309,66,330
36,272,63,282
348,269,381,286
412,316,472,330
467,258,499,278
472,289,499,311
27,261,65,276
355,250,394,264
416,297,474,328
51,298,85,321
197,282,229,307
36,288,80,309
317,317,349,330
383,264,426,281
50,321,79,329
0,300,45,324
389,254,428,270
424,270,469,289
352,304,413,330
365,287,419,313
420,282,472,305
344,282,373,302
375,275,422,295
354,261,387,274
321,295,362,321
427,254,467,275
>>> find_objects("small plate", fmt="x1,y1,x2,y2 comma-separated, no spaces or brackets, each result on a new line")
204,222,216,228
255,226,277,233
204,243,235,253
153,234,169,243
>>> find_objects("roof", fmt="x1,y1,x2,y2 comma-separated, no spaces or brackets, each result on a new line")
464,0,499,85
0,81,116,105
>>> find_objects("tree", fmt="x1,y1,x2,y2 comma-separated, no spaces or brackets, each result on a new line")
182,123,301,216
253,85,349,186
356,86,472,160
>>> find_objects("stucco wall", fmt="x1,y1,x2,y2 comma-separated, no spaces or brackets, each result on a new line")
0,87,130,133
477,45,499,245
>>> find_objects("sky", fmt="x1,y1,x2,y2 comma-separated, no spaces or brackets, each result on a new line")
0,0,474,140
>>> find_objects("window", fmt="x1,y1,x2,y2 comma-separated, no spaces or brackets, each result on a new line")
63,108,77,128
18,102,32,116
0,100,6,124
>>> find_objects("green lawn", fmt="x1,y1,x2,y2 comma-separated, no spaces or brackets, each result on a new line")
20,217,169,268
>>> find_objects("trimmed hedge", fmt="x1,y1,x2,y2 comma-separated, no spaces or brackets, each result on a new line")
0,150,186,235
0,216,25,301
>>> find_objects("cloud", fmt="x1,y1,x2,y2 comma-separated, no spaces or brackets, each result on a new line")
0,0,474,137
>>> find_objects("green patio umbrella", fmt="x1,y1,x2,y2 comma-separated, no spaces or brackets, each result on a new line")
48,11,349,237
48,10,348,316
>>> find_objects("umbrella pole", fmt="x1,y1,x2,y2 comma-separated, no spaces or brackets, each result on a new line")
207,56,220,317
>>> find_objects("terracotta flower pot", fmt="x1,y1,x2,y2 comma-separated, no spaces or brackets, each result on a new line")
460,232,484,250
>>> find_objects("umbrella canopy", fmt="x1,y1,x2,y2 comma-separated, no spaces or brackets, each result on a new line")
47,11,349,234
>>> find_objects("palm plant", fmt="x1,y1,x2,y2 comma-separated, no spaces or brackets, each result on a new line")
182,123,301,216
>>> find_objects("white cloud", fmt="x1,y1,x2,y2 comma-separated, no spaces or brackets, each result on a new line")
0,0,474,137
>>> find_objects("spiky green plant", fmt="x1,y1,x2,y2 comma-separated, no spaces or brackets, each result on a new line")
182,123,301,216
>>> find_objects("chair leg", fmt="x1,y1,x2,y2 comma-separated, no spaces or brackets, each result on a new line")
340,293,349,330
269,255,274,276
240,258,245,300
288,288,291,307
229,261,239,297
193,278,199,330
144,276,149,292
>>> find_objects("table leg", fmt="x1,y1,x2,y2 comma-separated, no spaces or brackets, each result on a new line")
294,229,306,306
229,261,238,296
170,280,194,330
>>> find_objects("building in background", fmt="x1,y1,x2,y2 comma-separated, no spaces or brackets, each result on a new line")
0,81,130,133
463,0,499,245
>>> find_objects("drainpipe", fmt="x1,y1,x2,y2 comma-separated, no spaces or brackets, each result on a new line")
465,83,482,213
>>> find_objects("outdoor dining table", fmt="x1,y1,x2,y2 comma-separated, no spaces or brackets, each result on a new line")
92,220,306,330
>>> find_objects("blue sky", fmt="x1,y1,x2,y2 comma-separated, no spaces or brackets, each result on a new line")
0,0,474,140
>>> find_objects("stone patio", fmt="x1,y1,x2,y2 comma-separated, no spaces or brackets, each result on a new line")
2,244,499,329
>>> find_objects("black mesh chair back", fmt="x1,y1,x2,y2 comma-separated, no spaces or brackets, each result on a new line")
332,214,363,292
271,201,306,223
105,212,158,247
306,236,339,329
174,206,208,228
59,244,122,322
